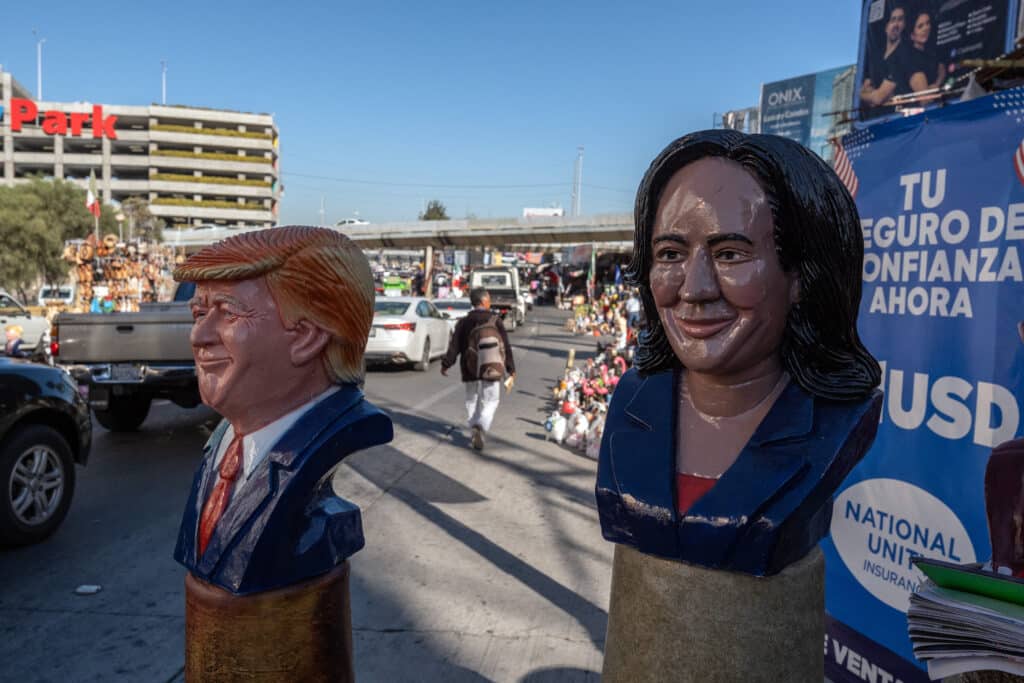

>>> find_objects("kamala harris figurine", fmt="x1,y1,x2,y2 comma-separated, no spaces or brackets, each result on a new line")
172,227,393,682
595,130,884,682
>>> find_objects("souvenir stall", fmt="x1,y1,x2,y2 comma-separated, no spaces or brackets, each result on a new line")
63,233,181,313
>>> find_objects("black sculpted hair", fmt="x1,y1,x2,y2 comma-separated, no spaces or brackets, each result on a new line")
628,129,881,401
469,287,489,306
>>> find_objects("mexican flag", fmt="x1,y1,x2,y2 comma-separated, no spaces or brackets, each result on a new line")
86,169,101,218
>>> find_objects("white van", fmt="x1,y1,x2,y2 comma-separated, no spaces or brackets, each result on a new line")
37,284,75,307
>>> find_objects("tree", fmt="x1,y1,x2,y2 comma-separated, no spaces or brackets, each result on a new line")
120,196,165,242
0,177,119,294
419,199,449,221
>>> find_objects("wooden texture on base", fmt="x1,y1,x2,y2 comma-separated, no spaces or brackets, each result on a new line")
185,562,353,682
602,544,824,683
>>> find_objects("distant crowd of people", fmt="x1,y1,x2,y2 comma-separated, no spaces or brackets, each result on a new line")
544,286,641,458
567,287,642,353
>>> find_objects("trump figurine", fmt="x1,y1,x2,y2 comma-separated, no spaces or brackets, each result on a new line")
596,131,883,682
172,227,392,681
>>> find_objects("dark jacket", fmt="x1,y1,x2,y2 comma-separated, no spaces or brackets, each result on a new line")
595,368,883,576
173,384,393,595
441,308,515,382
4,339,29,358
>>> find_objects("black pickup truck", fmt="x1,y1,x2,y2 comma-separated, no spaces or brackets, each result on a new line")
0,358,92,545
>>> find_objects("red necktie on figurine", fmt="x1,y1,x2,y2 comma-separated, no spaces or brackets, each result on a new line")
197,434,243,556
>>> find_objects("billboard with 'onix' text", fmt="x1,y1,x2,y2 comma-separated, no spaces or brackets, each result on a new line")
759,65,855,163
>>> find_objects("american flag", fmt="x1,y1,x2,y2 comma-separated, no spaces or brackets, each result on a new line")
1014,138,1024,188
832,139,859,199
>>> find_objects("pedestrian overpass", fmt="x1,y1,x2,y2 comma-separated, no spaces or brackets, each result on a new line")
167,213,635,251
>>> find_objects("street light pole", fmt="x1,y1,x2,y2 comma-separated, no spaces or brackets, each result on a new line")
33,30,46,100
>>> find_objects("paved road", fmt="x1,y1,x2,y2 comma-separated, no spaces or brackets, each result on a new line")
0,306,611,682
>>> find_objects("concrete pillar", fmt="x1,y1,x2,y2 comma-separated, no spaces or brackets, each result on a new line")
53,135,64,179
423,246,434,298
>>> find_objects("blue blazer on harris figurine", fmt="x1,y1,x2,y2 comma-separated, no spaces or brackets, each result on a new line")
174,383,393,595
596,367,883,576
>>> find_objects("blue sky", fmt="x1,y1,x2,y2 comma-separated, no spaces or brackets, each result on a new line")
2,1,863,224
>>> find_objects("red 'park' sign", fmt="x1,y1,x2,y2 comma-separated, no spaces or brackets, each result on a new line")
8,98,118,139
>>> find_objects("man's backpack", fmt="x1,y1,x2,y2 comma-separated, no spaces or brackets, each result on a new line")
466,314,506,381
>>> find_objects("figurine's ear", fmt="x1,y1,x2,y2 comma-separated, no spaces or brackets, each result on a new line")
788,273,801,306
288,319,331,366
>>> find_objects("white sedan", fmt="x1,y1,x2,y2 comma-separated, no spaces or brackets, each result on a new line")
434,298,473,335
366,297,451,371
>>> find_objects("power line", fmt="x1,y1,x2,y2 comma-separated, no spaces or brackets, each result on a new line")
280,171,568,190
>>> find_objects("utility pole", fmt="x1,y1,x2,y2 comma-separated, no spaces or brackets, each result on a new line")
319,196,326,226
33,29,46,100
161,59,167,104
571,146,584,217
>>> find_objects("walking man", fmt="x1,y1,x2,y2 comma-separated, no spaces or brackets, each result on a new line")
441,287,515,451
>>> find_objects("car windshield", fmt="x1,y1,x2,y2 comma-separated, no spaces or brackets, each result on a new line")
443,301,472,310
41,287,71,298
374,301,410,315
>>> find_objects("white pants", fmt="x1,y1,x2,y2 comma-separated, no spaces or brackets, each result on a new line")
465,380,501,432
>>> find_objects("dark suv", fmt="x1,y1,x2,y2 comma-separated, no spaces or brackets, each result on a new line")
0,358,92,545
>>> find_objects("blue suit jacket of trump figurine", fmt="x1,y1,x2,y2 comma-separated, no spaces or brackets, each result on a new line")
174,383,393,595
596,368,883,576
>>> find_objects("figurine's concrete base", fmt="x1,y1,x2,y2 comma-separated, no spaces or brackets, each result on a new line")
185,562,353,682
602,544,824,683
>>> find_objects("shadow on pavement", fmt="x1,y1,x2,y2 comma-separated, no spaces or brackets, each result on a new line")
348,444,486,505
521,667,600,682
385,483,607,647
347,407,608,649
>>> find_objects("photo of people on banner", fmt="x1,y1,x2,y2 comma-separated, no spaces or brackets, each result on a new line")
857,0,1014,121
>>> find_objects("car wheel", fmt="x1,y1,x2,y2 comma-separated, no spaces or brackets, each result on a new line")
0,425,76,546
94,395,152,432
414,339,431,371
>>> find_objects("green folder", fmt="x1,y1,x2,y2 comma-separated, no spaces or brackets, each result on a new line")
913,557,1024,606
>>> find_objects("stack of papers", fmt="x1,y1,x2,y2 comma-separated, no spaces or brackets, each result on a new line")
908,578,1024,679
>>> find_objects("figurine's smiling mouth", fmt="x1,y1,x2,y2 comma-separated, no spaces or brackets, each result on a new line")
676,318,734,339
196,354,232,369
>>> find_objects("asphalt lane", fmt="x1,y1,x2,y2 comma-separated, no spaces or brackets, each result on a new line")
0,306,611,682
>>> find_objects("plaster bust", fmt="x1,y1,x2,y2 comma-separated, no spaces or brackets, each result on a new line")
596,130,884,576
172,226,393,595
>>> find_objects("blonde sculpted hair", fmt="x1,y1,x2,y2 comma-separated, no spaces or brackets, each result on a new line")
174,226,374,385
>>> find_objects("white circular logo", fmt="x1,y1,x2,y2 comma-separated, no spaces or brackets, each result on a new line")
831,478,976,613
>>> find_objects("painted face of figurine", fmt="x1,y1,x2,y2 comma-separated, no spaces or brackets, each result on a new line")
189,277,326,431
649,157,799,378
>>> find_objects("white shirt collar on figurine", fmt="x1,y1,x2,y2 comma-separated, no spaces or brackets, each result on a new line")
213,385,341,481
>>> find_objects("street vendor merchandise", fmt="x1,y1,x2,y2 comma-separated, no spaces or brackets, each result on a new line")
63,234,178,312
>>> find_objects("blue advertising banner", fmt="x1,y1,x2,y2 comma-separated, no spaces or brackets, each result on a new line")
824,89,1024,680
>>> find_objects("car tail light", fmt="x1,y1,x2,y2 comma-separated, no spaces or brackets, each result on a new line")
383,322,416,332
50,324,59,357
